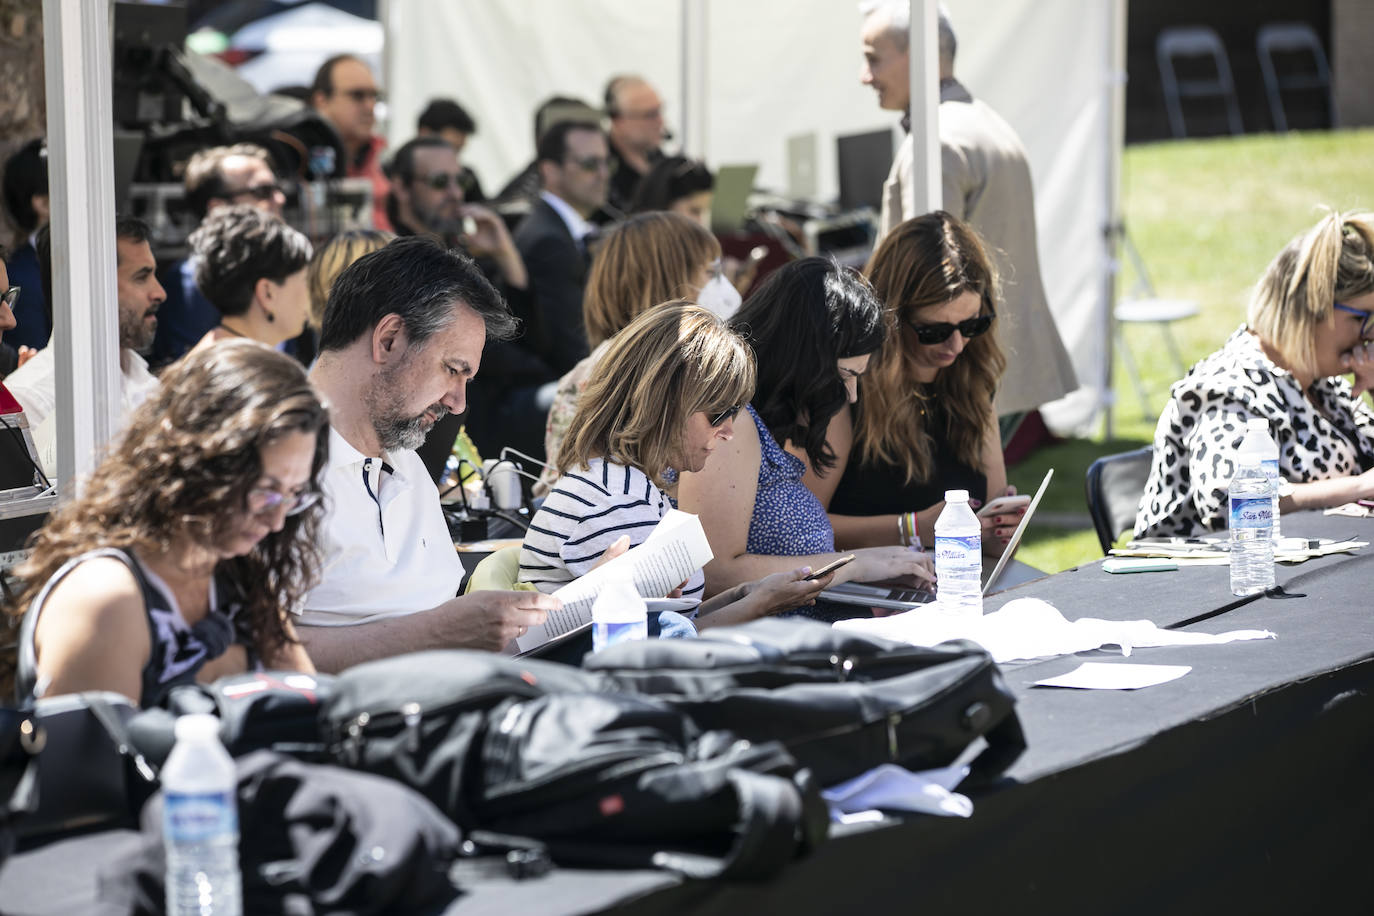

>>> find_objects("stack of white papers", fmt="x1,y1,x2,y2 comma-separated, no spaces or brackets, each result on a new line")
833,598,1275,663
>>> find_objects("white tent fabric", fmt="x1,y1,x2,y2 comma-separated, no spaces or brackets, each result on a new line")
383,0,1121,432
233,3,384,95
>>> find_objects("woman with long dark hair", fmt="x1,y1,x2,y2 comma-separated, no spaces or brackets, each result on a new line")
678,257,932,603
812,211,1022,557
7,341,328,705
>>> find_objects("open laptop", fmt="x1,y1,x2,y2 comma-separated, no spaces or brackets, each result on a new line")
822,469,1054,611
710,164,758,233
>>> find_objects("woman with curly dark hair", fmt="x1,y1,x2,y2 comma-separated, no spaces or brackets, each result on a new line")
7,339,327,706
677,257,932,608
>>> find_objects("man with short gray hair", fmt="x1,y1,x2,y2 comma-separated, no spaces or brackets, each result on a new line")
858,1,1077,427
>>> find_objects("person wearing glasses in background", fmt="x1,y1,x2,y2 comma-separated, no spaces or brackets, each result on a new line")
1136,211,1374,538
460,121,612,463
5,342,324,707
514,120,612,377
153,143,290,366
386,136,527,294
603,75,667,216
0,246,26,384
810,212,1024,559
678,258,934,619
309,54,392,231
520,303,836,628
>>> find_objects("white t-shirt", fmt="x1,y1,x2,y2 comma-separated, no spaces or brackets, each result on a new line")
297,426,465,626
9,347,161,475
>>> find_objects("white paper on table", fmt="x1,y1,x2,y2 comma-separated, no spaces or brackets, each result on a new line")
821,763,973,822
1033,662,1191,690
516,509,713,652
832,597,1276,663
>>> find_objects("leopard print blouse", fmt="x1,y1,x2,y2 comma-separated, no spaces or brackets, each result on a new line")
1134,326,1374,538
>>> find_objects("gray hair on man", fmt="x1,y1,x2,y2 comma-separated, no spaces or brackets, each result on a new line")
858,0,957,68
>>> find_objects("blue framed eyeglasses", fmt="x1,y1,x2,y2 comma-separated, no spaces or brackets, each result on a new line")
1335,302,1373,339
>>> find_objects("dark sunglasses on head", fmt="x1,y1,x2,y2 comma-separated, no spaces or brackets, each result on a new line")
906,312,995,345
0,286,19,310
708,404,742,427
231,183,285,202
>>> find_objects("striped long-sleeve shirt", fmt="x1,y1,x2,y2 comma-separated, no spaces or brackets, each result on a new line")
518,458,706,601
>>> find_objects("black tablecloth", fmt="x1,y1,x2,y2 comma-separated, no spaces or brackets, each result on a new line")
5,513,1372,915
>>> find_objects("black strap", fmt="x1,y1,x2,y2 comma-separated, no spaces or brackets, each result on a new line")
963,709,1028,789
85,693,158,784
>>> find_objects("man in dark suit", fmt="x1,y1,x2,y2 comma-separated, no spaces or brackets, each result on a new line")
513,120,610,377
459,121,608,464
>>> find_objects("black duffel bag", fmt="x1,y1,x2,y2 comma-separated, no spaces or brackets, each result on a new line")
321,650,826,879
584,617,1026,788
473,692,827,879
321,650,605,828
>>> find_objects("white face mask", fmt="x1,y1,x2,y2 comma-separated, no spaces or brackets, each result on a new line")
696,273,742,321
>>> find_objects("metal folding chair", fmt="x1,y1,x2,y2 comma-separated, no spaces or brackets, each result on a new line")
1156,26,1244,138
1256,22,1334,132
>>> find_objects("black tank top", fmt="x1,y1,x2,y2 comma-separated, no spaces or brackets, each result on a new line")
831,405,987,517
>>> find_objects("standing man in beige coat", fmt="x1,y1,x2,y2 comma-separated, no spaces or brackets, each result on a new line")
860,1,1077,438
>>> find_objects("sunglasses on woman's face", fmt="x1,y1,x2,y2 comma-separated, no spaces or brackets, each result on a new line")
906,312,995,345
708,404,742,428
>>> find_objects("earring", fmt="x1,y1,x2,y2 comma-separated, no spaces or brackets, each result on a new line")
265,309,275,323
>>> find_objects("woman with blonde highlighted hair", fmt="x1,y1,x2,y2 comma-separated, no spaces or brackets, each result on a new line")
6,341,326,706
536,211,721,492
520,302,833,628
1136,211,1374,537
306,228,395,329
809,212,1022,558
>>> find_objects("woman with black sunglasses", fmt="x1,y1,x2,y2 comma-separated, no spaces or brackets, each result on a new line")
809,212,1023,558
5,342,326,706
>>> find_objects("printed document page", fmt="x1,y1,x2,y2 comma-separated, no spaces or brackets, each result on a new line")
515,509,713,652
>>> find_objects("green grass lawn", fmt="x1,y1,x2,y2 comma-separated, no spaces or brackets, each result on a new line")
1007,127,1374,574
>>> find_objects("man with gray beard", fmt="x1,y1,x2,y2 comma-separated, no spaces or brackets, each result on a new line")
299,237,559,672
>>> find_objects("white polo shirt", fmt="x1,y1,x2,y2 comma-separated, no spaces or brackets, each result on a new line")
298,426,465,626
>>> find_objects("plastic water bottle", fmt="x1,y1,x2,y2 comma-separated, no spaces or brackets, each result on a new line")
592,573,648,651
1241,418,1282,542
934,489,983,617
1229,454,1275,597
163,714,241,916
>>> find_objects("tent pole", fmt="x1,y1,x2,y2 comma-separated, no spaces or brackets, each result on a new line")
43,0,121,490
1102,0,1129,440
906,0,941,215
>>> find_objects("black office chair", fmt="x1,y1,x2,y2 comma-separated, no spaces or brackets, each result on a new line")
1084,446,1154,554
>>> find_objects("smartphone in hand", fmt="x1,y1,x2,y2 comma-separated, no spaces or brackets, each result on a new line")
805,554,856,581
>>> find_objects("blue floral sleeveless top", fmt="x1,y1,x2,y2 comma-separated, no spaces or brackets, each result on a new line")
745,404,835,556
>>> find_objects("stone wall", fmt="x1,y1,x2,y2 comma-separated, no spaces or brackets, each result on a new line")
0,0,45,241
